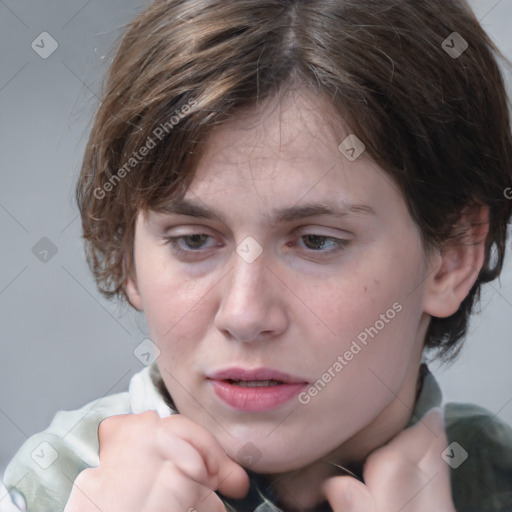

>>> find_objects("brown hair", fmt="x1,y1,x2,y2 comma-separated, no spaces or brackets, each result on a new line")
76,0,512,361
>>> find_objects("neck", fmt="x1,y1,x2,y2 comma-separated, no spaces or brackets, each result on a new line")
261,342,427,510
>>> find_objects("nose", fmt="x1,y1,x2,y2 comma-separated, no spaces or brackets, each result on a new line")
214,247,288,343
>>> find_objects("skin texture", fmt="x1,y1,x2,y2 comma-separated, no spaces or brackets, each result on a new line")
65,86,486,511
64,412,250,512
324,408,456,511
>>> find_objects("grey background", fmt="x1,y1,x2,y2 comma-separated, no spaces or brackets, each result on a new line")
0,0,511,476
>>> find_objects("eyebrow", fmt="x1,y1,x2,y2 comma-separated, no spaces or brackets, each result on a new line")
155,198,375,225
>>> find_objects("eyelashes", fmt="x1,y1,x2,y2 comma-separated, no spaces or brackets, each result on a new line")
289,234,350,252
162,233,350,260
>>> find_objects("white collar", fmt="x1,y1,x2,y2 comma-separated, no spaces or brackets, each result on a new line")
128,364,175,418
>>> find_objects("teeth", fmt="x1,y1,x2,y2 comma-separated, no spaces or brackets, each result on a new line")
231,379,283,387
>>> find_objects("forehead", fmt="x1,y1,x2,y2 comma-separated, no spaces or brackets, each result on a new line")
181,87,400,211
194,87,348,179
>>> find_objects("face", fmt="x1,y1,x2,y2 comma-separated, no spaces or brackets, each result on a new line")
126,87,435,473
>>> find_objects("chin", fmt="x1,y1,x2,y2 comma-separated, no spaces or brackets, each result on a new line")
241,452,318,475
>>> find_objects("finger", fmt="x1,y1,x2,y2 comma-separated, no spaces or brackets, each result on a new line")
322,476,376,512
382,408,446,466
160,415,250,499
213,461,250,501
363,408,455,511
156,430,211,485
97,411,160,461
193,491,228,512
145,465,227,512
157,425,248,499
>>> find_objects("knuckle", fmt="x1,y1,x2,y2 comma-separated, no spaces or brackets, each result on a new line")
72,467,101,491
98,411,160,441
138,409,161,421
374,447,404,467
162,413,187,427
159,415,192,439
162,415,216,447
180,460,209,483
160,459,208,493
156,420,177,445
97,414,124,440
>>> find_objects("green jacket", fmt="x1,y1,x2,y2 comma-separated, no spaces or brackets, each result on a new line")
2,363,512,511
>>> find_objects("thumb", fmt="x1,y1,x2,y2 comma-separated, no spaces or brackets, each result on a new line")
215,458,250,500
322,476,376,512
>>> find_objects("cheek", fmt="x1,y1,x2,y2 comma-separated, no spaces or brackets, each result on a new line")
305,243,425,375
309,270,409,347
136,258,209,348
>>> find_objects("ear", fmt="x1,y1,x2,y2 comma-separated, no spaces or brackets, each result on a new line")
123,212,145,312
423,203,489,318
125,274,143,312
124,252,144,312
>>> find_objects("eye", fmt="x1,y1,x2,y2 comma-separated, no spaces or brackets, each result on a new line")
163,234,218,258
291,234,350,254
162,232,351,261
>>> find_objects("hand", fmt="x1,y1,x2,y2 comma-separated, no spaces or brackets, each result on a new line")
322,408,456,512
63,411,249,512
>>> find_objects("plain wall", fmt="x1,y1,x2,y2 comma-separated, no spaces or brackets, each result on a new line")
1,0,511,475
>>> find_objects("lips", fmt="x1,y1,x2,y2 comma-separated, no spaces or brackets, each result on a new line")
207,367,308,384
207,367,309,412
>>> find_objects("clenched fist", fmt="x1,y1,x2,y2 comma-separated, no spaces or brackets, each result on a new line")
63,411,249,512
